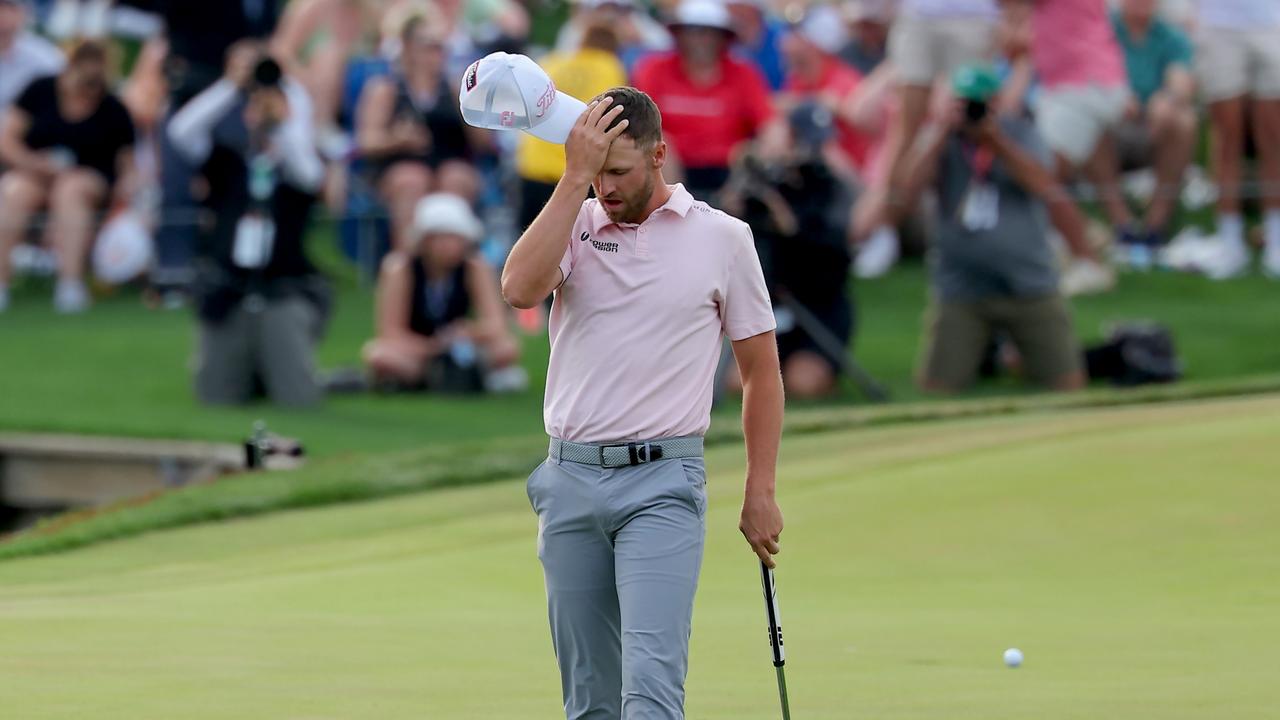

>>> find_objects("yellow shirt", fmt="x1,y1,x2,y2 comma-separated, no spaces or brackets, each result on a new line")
516,48,627,184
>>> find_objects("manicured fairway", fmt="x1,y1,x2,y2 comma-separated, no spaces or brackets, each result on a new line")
2,395,1278,719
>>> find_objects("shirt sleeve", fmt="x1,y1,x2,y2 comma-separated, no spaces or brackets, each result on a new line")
720,224,776,341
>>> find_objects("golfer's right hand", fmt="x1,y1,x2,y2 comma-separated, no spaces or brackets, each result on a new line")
740,493,784,569
563,96,628,186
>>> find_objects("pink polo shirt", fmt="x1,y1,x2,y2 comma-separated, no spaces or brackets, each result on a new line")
545,184,776,444
1032,0,1126,90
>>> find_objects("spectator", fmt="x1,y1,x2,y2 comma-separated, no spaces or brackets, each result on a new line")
151,0,282,296
723,104,855,398
554,0,672,74
273,0,388,146
726,0,787,90
988,2,1113,295
885,0,997,203
1194,0,1280,279
355,8,482,251
1004,0,1133,249
0,0,64,133
168,46,329,407
0,40,135,313
363,192,523,392
515,21,626,234
633,0,783,202
780,4,876,180
1111,0,1197,250
839,0,895,76
905,64,1084,393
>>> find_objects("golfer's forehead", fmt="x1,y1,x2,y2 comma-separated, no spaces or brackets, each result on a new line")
604,137,645,169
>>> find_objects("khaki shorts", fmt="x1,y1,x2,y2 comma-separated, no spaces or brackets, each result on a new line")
890,15,996,87
1034,83,1129,165
919,294,1082,390
1196,27,1280,102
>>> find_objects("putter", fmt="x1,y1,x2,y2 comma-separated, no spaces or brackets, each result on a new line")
760,561,792,720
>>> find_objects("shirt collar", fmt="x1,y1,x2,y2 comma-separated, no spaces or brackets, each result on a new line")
589,183,694,232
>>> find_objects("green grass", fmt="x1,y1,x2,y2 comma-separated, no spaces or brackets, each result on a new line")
2,253,1277,457
1,395,1277,718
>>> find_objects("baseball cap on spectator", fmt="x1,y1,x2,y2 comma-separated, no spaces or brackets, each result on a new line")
792,4,848,55
458,51,589,143
668,0,736,35
952,62,1002,102
413,193,485,245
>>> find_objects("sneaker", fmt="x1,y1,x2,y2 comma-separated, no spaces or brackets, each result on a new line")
1264,244,1280,280
1198,239,1250,280
1061,257,1117,297
54,279,90,314
854,226,899,279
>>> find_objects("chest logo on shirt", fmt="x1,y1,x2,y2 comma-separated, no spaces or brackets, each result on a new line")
580,231,618,253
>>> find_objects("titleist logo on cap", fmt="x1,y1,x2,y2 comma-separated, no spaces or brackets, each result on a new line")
535,82,556,118
465,62,479,92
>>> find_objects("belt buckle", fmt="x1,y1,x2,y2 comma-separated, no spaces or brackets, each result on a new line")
599,442,659,467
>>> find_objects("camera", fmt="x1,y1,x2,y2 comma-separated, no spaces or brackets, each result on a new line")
965,98,989,125
250,57,283,91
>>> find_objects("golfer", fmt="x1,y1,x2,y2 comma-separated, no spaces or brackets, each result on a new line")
501,86,786,718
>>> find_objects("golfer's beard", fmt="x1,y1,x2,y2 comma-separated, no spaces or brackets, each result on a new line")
604,176,655,224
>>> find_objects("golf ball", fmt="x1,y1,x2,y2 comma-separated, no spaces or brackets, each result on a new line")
1004,648,1023,668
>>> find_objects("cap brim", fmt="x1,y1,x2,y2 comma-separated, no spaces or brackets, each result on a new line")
525,91,589,144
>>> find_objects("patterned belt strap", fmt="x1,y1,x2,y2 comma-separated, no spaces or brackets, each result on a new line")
550,436,705,468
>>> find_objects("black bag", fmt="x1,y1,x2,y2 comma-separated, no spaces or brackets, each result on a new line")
1085,322,1182,386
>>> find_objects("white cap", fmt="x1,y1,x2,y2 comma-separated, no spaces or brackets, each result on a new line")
795,4,848,55
413,193,484,244
458,52,589,144
670,0,735,33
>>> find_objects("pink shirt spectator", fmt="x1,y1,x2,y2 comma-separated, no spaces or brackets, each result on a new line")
545,184,776,443
1031,0,1126,90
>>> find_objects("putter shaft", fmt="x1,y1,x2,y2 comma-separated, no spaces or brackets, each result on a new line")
776,666,792,720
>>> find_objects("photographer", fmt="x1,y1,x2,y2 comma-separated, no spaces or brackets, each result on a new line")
723,102,854,398
168,44,328,407
905,64,1084,393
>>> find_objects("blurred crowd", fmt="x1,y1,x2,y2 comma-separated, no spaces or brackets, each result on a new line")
0,0,1275,403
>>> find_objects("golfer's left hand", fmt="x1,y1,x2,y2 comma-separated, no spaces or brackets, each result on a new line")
740,492,784,568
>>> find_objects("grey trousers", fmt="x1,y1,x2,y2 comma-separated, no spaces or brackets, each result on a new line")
195,296,322,407
527,452,708,720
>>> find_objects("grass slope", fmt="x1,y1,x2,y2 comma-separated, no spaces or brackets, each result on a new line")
2,395,1277,719
2,260,1278,457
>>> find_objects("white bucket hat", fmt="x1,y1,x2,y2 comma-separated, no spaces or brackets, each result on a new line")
413,193,484,245
458,52,590,144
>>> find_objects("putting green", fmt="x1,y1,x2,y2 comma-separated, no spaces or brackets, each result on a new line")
2,396,1277,719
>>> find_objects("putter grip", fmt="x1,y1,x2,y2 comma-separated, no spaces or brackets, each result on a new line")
760,562,785,667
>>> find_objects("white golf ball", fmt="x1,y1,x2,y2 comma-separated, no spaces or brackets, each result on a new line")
1004,648,1024,668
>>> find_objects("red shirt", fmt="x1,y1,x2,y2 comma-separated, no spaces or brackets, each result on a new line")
633,52,776,170
784,57,872,170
